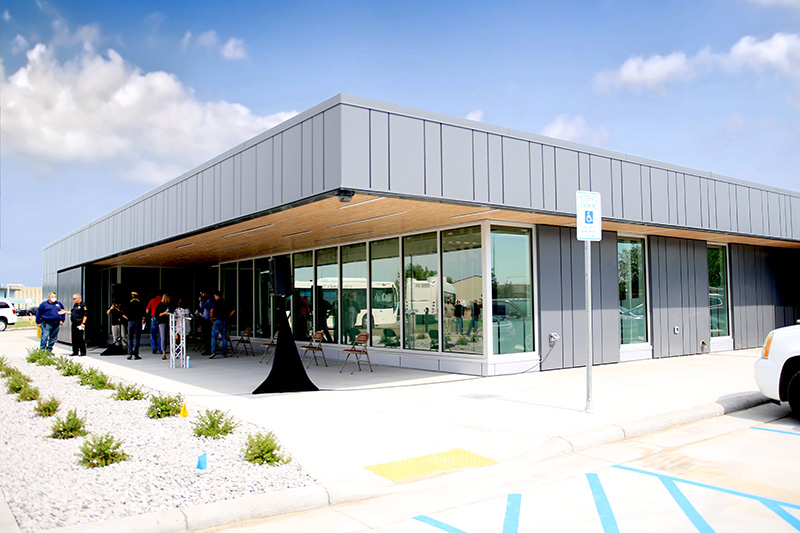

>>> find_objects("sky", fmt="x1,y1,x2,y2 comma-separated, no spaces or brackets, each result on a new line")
2,0,800,287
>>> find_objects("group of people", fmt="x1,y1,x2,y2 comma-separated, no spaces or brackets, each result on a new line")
451,298,481,336
37,289,235,361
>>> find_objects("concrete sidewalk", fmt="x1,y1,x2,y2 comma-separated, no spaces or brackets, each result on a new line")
0,329,769,532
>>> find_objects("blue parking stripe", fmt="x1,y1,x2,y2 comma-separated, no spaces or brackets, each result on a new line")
412,515,469,533
660,478,714,532
750,426,800,437
586,473,620,533
503,493,521,533
762,501,800,531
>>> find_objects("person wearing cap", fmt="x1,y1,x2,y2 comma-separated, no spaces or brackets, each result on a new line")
35,292,67,352
70,294,88,356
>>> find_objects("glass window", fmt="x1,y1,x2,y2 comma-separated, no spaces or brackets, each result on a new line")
221,263,238,333
370,238,401,348
491,227,534,354
292,251,313,340
708,245,730,337
254,258,272,337
442,226,482,354
404,233,439,351
236,261,253,337
341,243,368,344
618,237,647,344
315,248,339,343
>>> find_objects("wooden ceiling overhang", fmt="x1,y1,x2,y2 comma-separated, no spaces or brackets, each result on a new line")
94,192,800,269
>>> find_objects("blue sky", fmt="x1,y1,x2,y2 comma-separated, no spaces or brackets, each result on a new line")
2,0,800,287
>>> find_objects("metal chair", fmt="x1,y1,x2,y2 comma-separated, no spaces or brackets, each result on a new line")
260,331,279,364
232,327,254,357
300,331,327,368
340,333,371,374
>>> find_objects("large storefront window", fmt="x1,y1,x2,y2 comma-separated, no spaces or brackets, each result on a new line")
254,257,272,337
708,245,730,337
370,238,401,348
221,262,238,334
341,243,367,344
618,237,647,344
237,260,253,337
315,248,338,343
442,226,482,354
292,251,313,340
491,227,534,354
404,232,439,351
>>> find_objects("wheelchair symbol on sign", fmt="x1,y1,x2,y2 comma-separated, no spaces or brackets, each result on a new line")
585,211,594,224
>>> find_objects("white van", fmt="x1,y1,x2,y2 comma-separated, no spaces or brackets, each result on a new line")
0,299,18,331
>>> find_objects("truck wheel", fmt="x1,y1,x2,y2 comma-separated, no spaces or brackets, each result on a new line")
0,318,6,332
788,371,800,418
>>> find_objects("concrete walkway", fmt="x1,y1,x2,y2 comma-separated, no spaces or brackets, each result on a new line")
0,329,769,532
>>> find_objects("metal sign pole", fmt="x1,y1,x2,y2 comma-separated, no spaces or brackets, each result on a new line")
576,190,601,414
585,240,594,413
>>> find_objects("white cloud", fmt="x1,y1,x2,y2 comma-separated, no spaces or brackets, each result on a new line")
596,33,800,95
465,109,484,122
195,30,219,49
540,114,609,146
221,38,247,60
3,9,10,21
1,42,297,185
12,35,28,54
747,0,800,7
180,31,192,51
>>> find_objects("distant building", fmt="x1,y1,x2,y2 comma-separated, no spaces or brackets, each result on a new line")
0,284,43,311
42,94,800,374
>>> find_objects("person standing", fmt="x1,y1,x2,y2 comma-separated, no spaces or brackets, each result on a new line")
70,294,89,356
209,291,235,359
198,290,214,355
145,292,162,354
35,292,67,352
106,302,128,350
122,292,145,360
466,299,481,336
155,293,172,360
453,299,464,335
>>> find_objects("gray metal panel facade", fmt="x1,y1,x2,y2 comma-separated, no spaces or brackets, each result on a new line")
537,225,619,370
442,125,473,201
649,237,710,358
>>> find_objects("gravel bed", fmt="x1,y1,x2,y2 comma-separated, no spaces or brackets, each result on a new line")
0,354,316,531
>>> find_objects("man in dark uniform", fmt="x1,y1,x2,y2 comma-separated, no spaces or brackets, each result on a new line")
70,293,88,356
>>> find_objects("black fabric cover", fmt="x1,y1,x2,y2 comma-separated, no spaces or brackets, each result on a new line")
252,313,318,394
100,344,127,356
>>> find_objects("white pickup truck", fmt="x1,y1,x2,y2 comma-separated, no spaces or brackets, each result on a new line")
754,324,800,415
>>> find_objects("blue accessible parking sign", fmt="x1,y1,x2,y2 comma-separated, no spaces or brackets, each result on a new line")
576,191,602,241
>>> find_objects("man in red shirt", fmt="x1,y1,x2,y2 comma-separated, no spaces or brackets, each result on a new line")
145,292,162,354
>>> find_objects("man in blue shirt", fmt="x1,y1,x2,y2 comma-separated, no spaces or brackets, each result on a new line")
36,292,66,351
198,290,214,355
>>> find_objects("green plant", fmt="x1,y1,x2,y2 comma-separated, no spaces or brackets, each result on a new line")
242,432,290,465
78,433,129,468
416,333,427,340
6,373,31,394
26,348,55,366
17,384,40,402
50,408,88,439
456,335,470,346
192,409,238,439
35,396,60,417
78,368,115,390
0,363,27,380
147,393,184,419
57,357,84,377
113,383,146,401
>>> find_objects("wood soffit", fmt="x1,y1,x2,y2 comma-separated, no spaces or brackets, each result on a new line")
95,194,800,268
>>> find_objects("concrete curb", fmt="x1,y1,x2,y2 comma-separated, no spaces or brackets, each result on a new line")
0,488,22,533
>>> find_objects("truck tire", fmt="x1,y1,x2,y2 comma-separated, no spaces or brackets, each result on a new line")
0,318,6,332
788,370,800,418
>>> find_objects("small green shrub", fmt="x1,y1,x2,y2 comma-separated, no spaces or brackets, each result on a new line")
17,384,40,402
242,432,290,465
456,335,470,346
416,333,427,340
50,408,88,439
78,368,115,390
26,348,55,366
192,409,238,439
0,356,9,371
35,396,60,417
147,393,183,419
6,373,31,394
0,364,28,380
57,357,84,377
113,383,146,401
78,433,129,468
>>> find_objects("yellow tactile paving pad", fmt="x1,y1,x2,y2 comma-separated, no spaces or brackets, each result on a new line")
365,449,497,482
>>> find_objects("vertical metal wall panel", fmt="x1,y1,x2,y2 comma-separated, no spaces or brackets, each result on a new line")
255,139,273,211
699,176,710,228
767,192,779,237
232,153,242,219
599,234,620,364
154,193,165,242
201,168,213,227
282,124,303,204
793,197,800,238
323,107,342,191
707,180,718,230
272,136,283,205
370,111,390,191
621,162,642,221
676,174,686,226
473,131,489,202
641,167,652,222
301,120,314,197
749,188,763,235
555,148,578,214
559,229,575,368
488,134,503,203
530,143,545,210
340,105,370,190
716,182,731,231
666,172,678,225
537,225,564,370
736,186,751,234
729,184,739,233
685,174,702,228
241,147,256,216
388,114,425,195
590,156,613,219
425,121,443,197
649,236,665,357
578,152,591,191
442,125,474,201
611,160,623,218
569,231,586,368
185,176,197,233
502,137,531,208
56,267,83,343
312,114,325,193
542,146,556,211
220,158,234,221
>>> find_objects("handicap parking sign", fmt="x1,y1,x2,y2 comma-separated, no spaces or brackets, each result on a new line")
576,191,602,241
